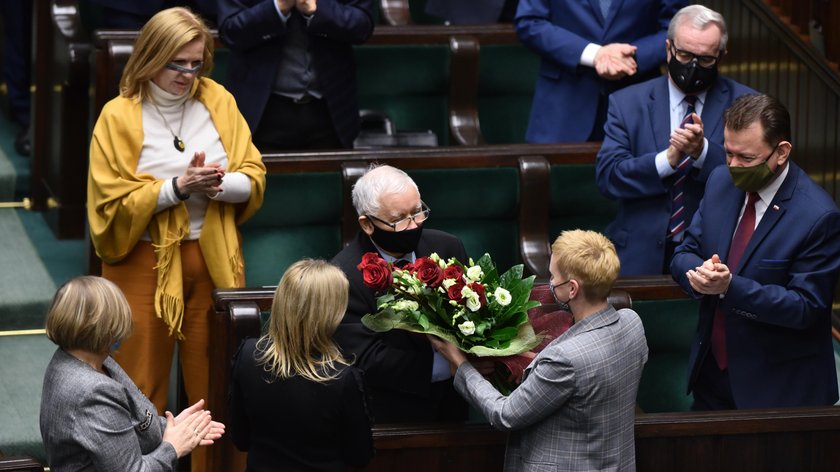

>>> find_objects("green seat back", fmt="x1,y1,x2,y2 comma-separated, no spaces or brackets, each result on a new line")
240,173,342,287
478,44,538,144
550,164,617,236
210,48,229,87
411,168,520,272
633,298,699,412
355,45,450,144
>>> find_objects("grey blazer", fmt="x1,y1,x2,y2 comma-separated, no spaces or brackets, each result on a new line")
40,348,178,471
455,306,648,471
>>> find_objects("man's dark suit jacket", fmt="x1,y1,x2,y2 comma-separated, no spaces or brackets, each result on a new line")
671,163,840,408
331,229,469,423
217,0,374,147
596,75,755,275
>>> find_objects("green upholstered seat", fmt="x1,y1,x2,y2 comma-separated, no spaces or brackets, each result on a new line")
550,164,617,236
478,44,539,144
240,173,343,287
633,298,699,413
355,45,450,145
410,168,520,273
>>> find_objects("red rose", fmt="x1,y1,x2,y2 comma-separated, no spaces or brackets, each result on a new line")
357,252,387,271
469,282,487,307
443,264,464,281
447,281,466,302
413,257,445,288
361,263,393,291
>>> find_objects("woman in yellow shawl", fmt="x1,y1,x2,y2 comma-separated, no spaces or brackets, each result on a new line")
86,9,265,470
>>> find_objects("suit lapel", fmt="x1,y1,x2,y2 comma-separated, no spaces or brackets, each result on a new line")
588,0,607,25
649,78,671,149
734,165,797,273
700,79,730,139
601,0,624,31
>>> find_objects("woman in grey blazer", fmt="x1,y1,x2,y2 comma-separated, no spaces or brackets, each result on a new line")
39,276,225,471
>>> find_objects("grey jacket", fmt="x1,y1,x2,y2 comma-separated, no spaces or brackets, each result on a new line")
455,306,648,471
40,348,178,471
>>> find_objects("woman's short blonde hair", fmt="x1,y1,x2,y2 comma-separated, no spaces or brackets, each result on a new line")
551,230,620,302
45,276,133,353
257,260,351,383
119,7,214,100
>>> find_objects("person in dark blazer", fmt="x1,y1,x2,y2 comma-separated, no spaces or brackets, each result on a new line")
331,164,470,423
431,230,648,471
229,259,373,471
217,0,374,150
671,94,840,410
596,5,755,275
39,276,224,471
424,0,518,24
516,0,686,142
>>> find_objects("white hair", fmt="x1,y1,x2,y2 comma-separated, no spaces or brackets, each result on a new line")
351,164,419,216
668,4,728,52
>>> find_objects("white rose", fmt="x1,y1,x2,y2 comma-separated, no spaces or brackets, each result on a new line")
466,265,484,282
458,320,476,336
465,293,481,312
493,287,512,306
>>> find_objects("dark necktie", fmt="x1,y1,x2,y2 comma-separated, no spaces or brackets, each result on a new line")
668,95,698,239
711,192,759,370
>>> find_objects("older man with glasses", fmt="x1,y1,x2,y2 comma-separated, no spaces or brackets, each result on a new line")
331,164,470,423
595,4,755,276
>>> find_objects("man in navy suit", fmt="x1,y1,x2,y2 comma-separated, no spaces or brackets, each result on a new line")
671,94,840,410
516,0,685,143
218,0,374,150
596,5,754,275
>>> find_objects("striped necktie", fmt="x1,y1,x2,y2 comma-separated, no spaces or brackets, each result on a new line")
667,95,698,239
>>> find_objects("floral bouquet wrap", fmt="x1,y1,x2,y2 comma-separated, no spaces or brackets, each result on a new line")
358,252,561,392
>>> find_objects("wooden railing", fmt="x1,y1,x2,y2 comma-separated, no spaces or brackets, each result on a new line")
762,0,840,70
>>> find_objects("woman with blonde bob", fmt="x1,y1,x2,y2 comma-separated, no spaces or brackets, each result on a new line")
40,276,225,471
230,260,374,471
86,9,265,472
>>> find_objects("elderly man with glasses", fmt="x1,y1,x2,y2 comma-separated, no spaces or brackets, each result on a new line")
595,4,755,276
331,164,470,423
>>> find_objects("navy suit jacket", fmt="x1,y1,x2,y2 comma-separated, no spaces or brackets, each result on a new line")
671,163,840,408
217,0,374,147
515,0,685,142
331,229,468,423
596,75,755,275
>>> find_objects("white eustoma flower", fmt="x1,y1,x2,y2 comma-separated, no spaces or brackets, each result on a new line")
393,300,419,312
466,265,483,282
458,320,476,336
429,253,441,263
442,278,457,290
494,287,512,306
465,292,481,312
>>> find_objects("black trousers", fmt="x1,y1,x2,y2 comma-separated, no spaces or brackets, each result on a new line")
253,94,343,152
691,350,737,411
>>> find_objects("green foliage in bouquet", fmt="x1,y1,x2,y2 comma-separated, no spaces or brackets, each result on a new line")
358,252,542,356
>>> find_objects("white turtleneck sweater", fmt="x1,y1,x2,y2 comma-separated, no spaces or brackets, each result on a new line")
138,82,252,240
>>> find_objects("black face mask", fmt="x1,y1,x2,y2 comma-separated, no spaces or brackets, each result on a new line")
370,225,424,256
668,56,718,95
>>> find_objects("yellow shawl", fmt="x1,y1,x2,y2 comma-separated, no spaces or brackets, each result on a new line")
87,77,266,338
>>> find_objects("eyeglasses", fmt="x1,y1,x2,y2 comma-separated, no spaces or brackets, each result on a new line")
165,61,203,75
366,202,431,232
670,44,720,68
549,279,571,305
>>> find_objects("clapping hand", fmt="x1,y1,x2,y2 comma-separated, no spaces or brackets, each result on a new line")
594,43,637,80
685,254,732,295
174,399,226,447
176,151,224,198
669,113,705,163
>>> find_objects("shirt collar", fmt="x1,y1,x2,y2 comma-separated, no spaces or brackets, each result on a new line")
667,79,708,112
756,161,790,206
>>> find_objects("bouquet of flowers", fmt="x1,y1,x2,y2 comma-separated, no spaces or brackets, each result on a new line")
357,252,543,361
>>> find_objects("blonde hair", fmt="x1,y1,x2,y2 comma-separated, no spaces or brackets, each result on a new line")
45,276,133,353
257,260,351,383
119,7,214,100
550,230,620,302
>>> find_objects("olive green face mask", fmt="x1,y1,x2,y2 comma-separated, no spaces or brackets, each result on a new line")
728,144,779,192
